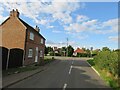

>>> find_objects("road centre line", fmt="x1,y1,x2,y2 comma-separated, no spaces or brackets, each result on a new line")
63,83,67,90
69,65,72,75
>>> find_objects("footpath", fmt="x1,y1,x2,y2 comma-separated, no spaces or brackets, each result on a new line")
2,65,46,88
1,57,59,89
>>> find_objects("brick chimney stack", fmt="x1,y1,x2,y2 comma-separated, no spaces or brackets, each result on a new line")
10,9,19,18
35,25,40,32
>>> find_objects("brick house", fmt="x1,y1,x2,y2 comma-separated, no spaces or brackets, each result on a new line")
73,48,86,56
0,9,45,69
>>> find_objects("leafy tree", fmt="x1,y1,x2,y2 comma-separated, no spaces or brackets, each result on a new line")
61,47,66,56
45,46,53,56
82,47,86,51
47,46,53,53
45,46,48,55
86,49,91,57
67,45,74,57
102,47,111,51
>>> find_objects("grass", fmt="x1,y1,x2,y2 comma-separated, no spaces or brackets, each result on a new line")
44,56,55,64
87,59,120,90
3,56,55,77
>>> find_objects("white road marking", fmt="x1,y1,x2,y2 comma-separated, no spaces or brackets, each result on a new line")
69,65,72,74
72,61,74,64
86,61,100,76
63,83,67,90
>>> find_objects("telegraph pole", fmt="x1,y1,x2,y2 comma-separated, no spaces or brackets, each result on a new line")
66,38,68,57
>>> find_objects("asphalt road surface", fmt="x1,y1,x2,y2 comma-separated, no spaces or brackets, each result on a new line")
8,58,111,89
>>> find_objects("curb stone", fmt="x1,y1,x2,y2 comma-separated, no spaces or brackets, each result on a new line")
86,61,100,76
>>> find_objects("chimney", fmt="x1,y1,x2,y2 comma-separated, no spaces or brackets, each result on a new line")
35,25,40,32
10,9,19,18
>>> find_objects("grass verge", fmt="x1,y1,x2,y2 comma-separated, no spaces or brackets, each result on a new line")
87,59,120,90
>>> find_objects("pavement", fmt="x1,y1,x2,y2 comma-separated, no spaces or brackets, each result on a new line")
2,57,111,89
2,65,45,88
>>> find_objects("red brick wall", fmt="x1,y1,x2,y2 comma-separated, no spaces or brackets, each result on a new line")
24,30,45,65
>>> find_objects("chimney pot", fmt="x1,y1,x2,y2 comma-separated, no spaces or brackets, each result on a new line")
10,9,19,18
35,25,40,32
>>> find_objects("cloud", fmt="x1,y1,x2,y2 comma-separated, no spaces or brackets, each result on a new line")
47,25,54,29
52,30,61,33
35,19,48,25
76,15,89,22
0,1,81,26
64,15,118,35
46,40,77,48
0,15,8,24
108,36,119,42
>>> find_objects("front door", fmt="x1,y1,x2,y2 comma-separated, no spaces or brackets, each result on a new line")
35,47,38,62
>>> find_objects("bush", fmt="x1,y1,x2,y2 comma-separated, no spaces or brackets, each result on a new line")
94,50,118,77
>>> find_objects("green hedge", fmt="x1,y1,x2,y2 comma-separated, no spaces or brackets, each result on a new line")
94,50,118,77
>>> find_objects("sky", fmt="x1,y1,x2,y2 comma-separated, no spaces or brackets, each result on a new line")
0,0,119,50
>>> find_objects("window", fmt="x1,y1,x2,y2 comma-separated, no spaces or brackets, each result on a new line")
28,49,33,57
30,32,34,40
41,38,43,44
40,50,43,57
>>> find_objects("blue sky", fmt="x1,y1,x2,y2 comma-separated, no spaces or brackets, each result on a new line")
0,1,118,50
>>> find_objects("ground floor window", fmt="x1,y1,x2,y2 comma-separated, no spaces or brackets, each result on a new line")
28,48,33,57
40,50,43,57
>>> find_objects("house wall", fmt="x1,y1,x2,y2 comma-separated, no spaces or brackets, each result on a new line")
0,14,26,69
24,30,45,65
0,17,26,49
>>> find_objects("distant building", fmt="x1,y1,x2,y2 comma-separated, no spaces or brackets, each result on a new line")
0,9,45,69
73,48,86,56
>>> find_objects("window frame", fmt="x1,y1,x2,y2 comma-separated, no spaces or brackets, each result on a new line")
40,50,43,57
30,32,34,40
28,48,33,58
40,38,44,44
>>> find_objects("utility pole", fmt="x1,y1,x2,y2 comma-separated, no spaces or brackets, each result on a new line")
66,38,68,57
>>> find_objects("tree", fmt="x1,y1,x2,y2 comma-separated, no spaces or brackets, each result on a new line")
45,46,54,56
45,46,48,55
67,45,74,57
86,49,91,57
61,47,66,56
102,47,111,51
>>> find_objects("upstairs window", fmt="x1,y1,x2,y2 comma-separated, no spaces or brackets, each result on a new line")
41,38,44,44
30,32,34,40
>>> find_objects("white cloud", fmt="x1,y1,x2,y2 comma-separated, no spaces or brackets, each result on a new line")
64,16,118,35
47,25,54,29
46,40,77,48
0,15,8,24
0,1,81,26
52,30,61,33
76,15,89,22
108,36,119,42
102,18,118,33
35,19,48,25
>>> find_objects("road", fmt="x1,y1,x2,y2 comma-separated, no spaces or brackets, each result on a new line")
8,57,110,88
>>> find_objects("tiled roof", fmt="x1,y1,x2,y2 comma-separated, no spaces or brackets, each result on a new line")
74,48,86,53
0,16,45,40
19,18,45,40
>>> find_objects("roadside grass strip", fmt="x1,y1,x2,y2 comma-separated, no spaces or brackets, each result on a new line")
86,60,100,76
